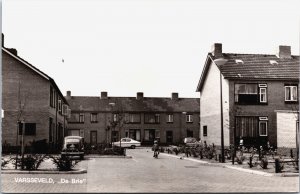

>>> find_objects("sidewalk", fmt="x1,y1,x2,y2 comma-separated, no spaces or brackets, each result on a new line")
161,153,299,177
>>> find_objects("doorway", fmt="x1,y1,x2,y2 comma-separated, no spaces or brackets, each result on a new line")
90,131,97,145
166,131,173,144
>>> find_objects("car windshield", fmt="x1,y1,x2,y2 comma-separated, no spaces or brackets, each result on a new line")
66,138,80,143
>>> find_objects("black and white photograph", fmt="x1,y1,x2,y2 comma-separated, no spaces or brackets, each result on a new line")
0,0,299,193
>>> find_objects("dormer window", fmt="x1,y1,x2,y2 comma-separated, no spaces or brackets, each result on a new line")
269,60,278,65
235,59,244,64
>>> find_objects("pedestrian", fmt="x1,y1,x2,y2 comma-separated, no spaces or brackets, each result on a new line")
239,136,243,150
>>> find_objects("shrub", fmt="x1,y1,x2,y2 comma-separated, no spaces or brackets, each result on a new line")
235,151,245,164
1,157,12,169
259,157,268,169
17,154,47,170
50,156,80,171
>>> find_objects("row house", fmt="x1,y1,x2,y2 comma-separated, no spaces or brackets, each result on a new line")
66,91,200,145
1,34,70,150
196,43,299,150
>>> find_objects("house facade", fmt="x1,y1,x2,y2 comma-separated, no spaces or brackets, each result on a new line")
66,91,200,145
1,37,69,150
197,43,299,149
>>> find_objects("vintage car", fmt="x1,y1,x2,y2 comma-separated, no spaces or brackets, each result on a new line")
183,137,201,147
113,138,141,149
61,136,84,159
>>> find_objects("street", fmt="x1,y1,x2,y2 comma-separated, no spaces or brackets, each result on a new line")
1,148,299,193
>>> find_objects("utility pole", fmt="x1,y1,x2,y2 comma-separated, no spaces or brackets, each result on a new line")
21,120,25,169
220,71,225,163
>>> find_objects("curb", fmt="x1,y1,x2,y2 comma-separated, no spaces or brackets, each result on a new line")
1,168,87,174
85,155,132,159
161,153,299,177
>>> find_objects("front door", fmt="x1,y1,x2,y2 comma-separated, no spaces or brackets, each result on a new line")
166,131,173,144
90,131,97,145
187,130,193,137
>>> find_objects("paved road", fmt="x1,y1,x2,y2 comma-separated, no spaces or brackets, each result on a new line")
1,148,299,193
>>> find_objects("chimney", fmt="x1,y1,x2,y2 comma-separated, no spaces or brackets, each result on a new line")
101,91,108,99
7,48,18,56
278,45,291,58
137,92,144,100
66,91,71,99
171,92,178,100
2,33,4,47
211,43,222,58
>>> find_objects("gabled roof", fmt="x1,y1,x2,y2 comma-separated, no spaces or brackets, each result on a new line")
2,47,69,105
196,52,300,92
66,96,200,113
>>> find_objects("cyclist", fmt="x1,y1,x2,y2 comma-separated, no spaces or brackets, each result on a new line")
153,140,159,158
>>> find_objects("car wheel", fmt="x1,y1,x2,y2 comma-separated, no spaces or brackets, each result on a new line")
131,145,136,149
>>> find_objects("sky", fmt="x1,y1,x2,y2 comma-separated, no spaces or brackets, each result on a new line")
2,0,300,98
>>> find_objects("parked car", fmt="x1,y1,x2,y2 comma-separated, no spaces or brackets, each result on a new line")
113,138,141,149
61,136,84,159
183,137,201,147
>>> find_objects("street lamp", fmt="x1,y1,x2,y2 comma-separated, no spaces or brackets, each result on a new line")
181,112,187,142
108,102,116,147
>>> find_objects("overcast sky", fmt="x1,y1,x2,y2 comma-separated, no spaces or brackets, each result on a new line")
2,0,299,98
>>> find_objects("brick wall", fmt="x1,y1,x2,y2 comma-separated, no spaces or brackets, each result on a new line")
67,111,200,144
228,80,299,147
2,51,66,146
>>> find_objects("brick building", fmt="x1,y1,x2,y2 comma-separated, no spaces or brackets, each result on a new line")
196,43,299,149
66,91,200,145
1,36,69,150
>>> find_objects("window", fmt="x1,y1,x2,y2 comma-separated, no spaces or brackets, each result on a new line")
235,116,268,137
49,118,53,142
50,86,56,108
58,99,62,113
203,126,207,136
155,130,160,139
235,83,268,104
144,129,156,141
128,113,141,123
113,114,118,122
259,85,267,103
79,113,85,123
144,114,160,124
90,113,98,123
166,114,174,123
18,123,36,136
186,114,193,123
285,85,298,102
259,118,268,136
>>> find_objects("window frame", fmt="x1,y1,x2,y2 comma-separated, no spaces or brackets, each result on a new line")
166,114,174,123
18,123,37,136
90,113,98,123
203,125,207,137
234,83,268,105
186,114,193,123
128,113,141,124
144,113,160,124
285,85,298,102
259,117,268,136
259,85,267,103
79,113,85,123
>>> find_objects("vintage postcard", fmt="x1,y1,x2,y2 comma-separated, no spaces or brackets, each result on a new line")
1,0,299,193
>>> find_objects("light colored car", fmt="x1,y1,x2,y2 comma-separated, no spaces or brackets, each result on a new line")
113,138,141,149
183,137,201,147
61,136,84,159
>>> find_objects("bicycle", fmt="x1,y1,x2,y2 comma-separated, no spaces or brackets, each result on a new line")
153,150,159,158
